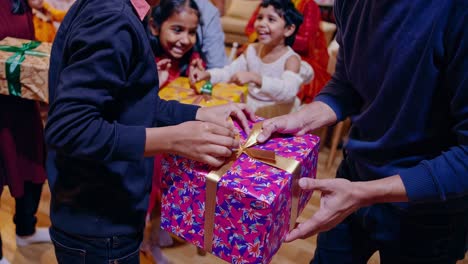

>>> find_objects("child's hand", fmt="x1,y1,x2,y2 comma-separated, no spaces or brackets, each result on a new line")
170,121,239,167
189,58,204,77
157,59,171,87
189,70,210,87
188,58,207,87
189,65,210,88
196,103,256,134
229,71,260,86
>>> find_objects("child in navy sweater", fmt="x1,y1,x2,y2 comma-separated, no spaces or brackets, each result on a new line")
45,0,253,262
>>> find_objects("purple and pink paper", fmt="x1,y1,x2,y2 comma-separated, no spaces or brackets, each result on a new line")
161,119,320,263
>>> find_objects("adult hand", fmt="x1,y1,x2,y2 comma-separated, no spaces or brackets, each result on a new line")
156,58,171,87
257,101,337,143
284,178,362,242
196,103,256,134
229,71,260,86
168,121,239,167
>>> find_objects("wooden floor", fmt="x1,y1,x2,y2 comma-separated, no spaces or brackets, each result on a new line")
1,147,467,264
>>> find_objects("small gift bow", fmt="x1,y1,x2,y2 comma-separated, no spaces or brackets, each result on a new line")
203,122,302,252
199,80,213,95
0,41,49,96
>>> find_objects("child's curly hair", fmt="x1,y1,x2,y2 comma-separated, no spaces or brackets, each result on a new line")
259,0,304,46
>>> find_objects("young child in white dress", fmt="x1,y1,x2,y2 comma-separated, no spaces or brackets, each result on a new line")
191,0,313,118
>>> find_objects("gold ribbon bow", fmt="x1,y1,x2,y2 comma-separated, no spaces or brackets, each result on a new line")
204,122,302,252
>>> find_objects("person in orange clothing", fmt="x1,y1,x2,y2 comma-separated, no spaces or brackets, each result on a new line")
245,0,330,104
28,0,67,42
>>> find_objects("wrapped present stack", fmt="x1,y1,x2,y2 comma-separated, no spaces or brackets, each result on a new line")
161,119,320,263
0,37,50,103
159,77,247,106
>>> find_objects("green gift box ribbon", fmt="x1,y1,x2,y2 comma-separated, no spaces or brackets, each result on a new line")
0,41,49,97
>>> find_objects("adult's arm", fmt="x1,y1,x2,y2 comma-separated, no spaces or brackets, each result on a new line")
398,2,468,203
45,11,198,162
283,2,468,241
45,12,149,162
197,0,228,68
313,0,363,121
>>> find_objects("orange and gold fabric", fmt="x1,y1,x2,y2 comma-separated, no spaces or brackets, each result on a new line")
32,2,67,43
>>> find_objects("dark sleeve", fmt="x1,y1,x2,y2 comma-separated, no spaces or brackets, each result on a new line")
313,0,363,121
399,2,468,202
45,12,146,162
154,99,199,127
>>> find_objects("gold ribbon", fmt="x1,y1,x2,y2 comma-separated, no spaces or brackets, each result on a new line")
204,122,302,252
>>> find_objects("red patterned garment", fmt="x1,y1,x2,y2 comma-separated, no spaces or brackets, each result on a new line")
155,51,205,89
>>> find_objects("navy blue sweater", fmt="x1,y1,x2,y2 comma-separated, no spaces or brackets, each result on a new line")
316,1,467,211
46,0,199,236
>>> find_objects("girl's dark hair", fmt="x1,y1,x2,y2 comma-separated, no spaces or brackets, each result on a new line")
152,0,201,28
11,0,29,14
146,0,202,76
259,0,303,46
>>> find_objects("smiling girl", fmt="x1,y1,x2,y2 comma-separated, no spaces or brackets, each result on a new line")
147,0,204,88
143,1,203,262
191,0,313,118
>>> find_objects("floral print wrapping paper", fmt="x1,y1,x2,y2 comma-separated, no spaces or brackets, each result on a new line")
161,120,320,263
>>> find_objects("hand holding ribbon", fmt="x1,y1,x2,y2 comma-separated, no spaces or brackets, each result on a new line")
203,122,302,252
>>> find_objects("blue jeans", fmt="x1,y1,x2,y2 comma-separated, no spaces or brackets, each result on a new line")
311,155,468,264
50,227,142,264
